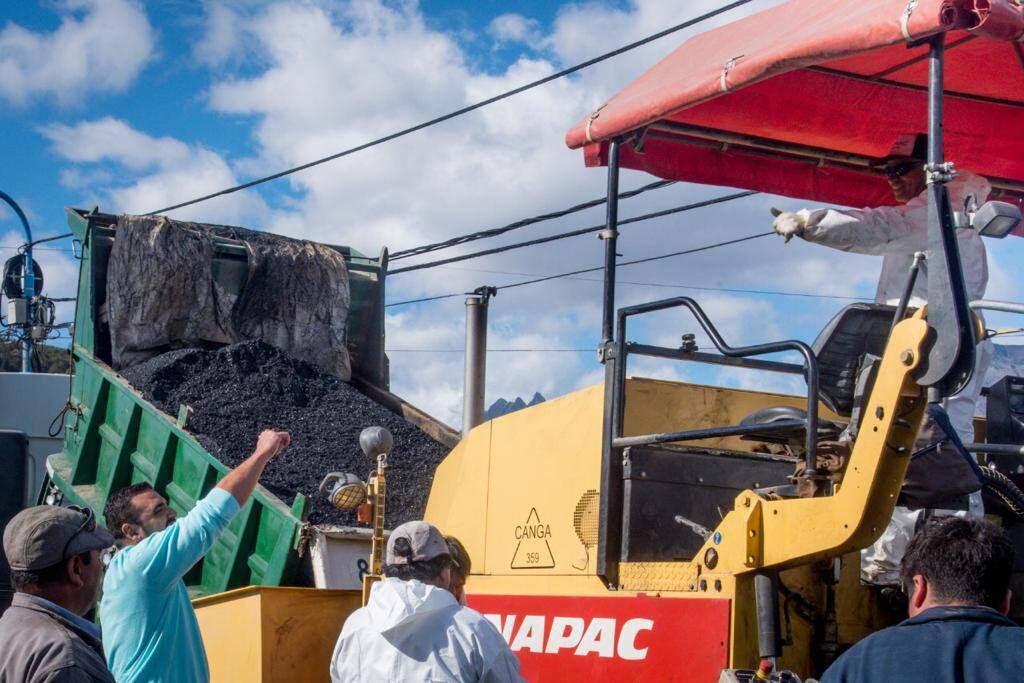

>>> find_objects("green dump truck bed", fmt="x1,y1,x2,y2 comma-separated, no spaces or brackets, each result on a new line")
43,208,446,596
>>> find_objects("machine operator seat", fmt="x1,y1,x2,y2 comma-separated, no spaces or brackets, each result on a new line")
741,303,898,447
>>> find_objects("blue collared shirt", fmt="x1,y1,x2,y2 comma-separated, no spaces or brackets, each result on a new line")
99,487,239,683
18,592,102,641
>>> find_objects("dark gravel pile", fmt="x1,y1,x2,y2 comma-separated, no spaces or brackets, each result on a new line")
120,340,449,526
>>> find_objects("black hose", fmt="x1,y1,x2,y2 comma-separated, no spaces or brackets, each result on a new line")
979,466,1024,520
927,404,1024,519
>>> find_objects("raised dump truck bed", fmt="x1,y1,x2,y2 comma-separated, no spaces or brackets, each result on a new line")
45,208,456,596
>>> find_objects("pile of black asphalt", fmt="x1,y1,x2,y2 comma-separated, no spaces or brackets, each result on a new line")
120,339,449,526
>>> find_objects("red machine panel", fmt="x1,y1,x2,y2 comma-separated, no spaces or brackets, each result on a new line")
468,593,731,681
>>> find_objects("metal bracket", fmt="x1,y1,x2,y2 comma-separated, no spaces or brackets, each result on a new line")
720,54,744,92
900,0,919,41
742,495,765,568
470,285,497,302
925,161,957,185
584,104,607,144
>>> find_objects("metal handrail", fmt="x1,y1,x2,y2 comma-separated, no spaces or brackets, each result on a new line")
970,300,1024,316
613,296,821,475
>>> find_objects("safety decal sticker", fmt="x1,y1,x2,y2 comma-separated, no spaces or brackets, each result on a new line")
511,507,556,569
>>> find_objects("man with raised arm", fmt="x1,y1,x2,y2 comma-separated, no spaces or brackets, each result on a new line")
99,429,290,683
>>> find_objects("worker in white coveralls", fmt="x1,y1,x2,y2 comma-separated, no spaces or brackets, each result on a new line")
330,520,524,683
771,133,993,587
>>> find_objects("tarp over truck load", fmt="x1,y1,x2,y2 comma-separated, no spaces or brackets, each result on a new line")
107,215,353,380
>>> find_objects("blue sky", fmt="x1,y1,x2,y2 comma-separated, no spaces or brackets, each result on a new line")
1,0,1020,426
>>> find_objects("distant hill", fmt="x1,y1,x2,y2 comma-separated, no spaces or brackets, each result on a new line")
485,392,546,420
0,339,71,374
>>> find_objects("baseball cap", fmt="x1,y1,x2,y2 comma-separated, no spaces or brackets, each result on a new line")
3,505,115,572
385,521,450,565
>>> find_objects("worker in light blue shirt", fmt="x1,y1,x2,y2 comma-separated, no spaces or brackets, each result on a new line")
99,429,291,683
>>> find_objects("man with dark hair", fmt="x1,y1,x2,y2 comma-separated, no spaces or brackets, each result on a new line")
822,516,1024,682
0,504,115,681
330,521,522,682
99,429,290,683
446,535,472,605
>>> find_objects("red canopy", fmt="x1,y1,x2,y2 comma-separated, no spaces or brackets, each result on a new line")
566,0,1024,224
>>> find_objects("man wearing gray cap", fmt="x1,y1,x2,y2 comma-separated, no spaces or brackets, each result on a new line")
0,505,116,682
330,520,523,682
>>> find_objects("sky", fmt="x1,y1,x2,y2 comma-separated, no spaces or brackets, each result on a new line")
1,0,1021,429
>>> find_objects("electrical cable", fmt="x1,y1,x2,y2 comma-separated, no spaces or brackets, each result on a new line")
1,246,74,253
390,190,757,274
144,0,756,216
386,348,593,353
410,263,863,300
386,230,775,307
29,233,73,247
390,179,675,260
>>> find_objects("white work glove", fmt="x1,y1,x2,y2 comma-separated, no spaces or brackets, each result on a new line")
770,208,807,243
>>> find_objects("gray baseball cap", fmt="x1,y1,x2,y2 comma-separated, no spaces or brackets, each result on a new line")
3,505,114,572
385,521,450,565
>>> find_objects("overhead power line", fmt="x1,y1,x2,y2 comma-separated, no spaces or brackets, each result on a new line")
386,348,592,353
30,232,73,247
145,0,756,216
390,190,757,275
386,230,777,307
0,246,75,253
390,179,674,260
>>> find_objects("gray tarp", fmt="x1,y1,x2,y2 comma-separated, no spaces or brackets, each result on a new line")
107,215,351,379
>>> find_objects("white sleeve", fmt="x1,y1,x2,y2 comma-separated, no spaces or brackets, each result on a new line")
799,202,928,256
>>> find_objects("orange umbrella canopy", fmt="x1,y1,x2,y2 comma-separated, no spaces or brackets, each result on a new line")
566,0,1024,221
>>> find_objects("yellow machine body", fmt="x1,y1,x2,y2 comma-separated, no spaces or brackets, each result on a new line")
426,317,930,680
194,586,360,682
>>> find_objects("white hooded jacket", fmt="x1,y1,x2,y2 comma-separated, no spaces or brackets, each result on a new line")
330,578,524,683
795,169,994,444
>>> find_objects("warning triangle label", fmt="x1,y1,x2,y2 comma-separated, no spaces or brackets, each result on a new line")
511,508,556,569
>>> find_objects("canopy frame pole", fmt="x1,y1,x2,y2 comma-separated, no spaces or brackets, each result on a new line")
597,139,624,588
600,139,622,349
919,34,976,400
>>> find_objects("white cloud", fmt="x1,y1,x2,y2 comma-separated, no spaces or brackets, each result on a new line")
0,0,156,106
44,0,990,429
194,1,245,68
183,0,873,424
40,117,268,225
487,14,542,46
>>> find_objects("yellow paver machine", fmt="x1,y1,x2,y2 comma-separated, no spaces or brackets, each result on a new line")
426,0,1024,680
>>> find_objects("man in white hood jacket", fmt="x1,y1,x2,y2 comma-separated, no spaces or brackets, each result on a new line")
771,133,993,587
330,521,523,683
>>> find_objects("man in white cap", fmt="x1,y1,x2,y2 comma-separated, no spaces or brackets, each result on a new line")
330,520,523,682
0,504,116,682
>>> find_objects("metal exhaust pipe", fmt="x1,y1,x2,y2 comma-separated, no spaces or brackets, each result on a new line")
462,287,496,436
